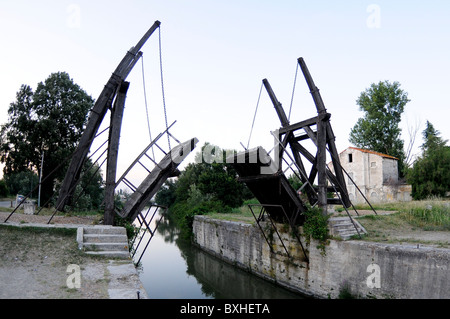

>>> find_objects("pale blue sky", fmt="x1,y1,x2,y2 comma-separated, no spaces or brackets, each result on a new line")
1,1,449,180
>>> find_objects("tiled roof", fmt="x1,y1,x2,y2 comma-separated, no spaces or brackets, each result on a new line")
347,147,399,160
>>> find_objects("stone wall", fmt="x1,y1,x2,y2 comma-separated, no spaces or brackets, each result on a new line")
193,215,449,299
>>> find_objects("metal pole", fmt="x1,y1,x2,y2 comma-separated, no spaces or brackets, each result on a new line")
38,151,44,208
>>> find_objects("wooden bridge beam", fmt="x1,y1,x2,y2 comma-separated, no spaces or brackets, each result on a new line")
104,81,129,225
56,21,161,211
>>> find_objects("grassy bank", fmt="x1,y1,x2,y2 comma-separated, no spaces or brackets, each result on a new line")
205,198,450,247
354,198,450,231
206,199,258,224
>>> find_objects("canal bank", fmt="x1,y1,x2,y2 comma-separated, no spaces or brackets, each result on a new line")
192,215,450,299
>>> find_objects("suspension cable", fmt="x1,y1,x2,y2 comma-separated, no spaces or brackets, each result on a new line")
288,62,299,121
158,27,171,150
141,55,156,160
247,82,264,150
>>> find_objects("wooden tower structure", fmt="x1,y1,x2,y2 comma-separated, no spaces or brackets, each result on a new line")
231,57,351,226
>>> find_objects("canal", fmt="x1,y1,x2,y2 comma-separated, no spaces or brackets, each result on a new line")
132,210,305,299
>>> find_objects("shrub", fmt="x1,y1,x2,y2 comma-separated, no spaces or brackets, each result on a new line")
302,205,330,254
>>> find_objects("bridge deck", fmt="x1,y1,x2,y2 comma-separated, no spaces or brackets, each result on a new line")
229,147,306,225
119,138,198,222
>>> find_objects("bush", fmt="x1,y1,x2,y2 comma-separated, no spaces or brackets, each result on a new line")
408,146,450,200
302,205,330,254
155,143,254,236
0,180,9,197
3,171,38,198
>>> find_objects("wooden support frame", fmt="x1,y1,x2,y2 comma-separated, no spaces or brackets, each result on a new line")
259,57,351,217
104,81,129,225
56,21,161,211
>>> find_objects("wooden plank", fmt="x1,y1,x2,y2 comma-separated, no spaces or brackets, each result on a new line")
317,117,328,214
262,79,290,127
298,57,327,115
298,57,351,208
230,147,307,225
104,81,129,225
326,122,351,207
278,115,319,134
119,138,198,222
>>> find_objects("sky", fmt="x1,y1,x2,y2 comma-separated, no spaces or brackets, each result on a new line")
0,1,449,186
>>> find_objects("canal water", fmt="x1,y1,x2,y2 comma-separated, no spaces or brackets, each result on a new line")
132,210,304,299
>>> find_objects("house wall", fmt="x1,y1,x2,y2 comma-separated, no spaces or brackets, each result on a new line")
333,148,410,205
382,157,399,185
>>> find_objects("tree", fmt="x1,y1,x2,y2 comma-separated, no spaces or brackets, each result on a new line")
407,121,450,200
3,170,38,198
349,80,410,176
421,120,447,153
0,72,95,205
155,142,253,235
174,143,249,209
0,179,9,197
155,179,177,208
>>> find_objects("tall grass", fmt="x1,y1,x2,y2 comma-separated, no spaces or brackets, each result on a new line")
356,198,450,231
400,200,450,231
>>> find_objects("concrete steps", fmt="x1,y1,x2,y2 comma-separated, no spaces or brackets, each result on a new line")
77,226,130,259
328,217,367,240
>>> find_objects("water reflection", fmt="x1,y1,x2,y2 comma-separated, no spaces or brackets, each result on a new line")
134,210,304,299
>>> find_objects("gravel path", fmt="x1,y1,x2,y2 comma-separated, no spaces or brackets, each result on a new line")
0,212,146,299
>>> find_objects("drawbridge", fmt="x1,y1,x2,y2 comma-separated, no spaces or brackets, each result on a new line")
3,21,198,233
54,21,198,225
230,58,375,260
231,58,351,224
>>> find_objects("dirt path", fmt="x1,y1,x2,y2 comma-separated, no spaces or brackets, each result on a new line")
0,211,100,226
0,213,145,299
0,223,109,298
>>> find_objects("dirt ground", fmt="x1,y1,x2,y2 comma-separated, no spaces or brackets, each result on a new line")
0,211,101,226
0,212,113,299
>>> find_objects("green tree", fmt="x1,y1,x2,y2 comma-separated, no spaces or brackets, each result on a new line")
155,178,178,208
349,81,410,176
421,120,447,153
155,142,253,235
3,170,38,198
0,72,95,204
0,179,9,197
407,121,450,200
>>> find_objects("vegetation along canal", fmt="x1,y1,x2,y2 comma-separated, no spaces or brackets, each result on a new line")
132,210,305,299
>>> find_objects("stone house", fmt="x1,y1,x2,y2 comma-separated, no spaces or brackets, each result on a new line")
329,147,412,204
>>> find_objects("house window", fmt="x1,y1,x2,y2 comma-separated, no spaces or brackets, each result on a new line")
348,154,353,163
371,162,376,168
